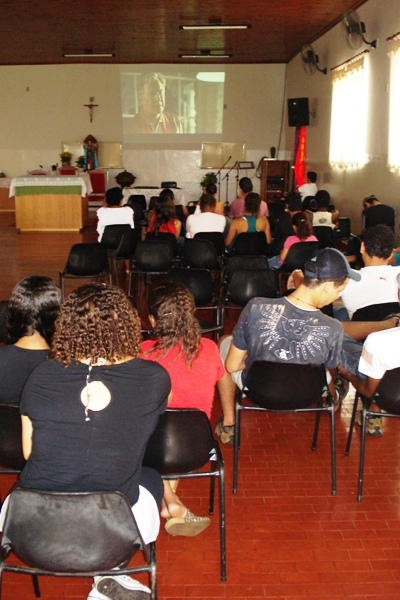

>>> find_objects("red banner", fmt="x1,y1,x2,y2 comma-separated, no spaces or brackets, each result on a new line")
294,126,307,188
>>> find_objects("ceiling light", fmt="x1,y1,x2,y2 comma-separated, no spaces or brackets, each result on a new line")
180,24,250,30
179,53,232,59
62,51,114,58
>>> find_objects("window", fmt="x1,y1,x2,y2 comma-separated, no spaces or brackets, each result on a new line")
388,34,400,173
329,52,369,169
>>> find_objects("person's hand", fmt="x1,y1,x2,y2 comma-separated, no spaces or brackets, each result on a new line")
338,365,354,382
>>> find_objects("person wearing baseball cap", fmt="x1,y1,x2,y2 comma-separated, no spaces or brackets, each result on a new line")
216,248,359,443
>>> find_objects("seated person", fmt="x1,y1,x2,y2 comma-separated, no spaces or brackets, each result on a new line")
195,183,224,216
362,194,395,232
185,193,226,238
268,211,317,269
219,248,361,419
13,283,171,600
0,276,61,406
225,192,271,251
160,187,189,220
96,187,134,242
339,225,400,320
312,190,337,228
298,171,318,201
142,280,235,459
269,191,302,257
230,177,269,218
147,195,182,239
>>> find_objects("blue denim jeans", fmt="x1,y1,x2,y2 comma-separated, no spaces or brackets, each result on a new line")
339,334,366,381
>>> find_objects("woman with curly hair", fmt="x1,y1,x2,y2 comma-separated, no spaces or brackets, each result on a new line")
17,283,171,600
147,195,182,239
0,275,61,406
141,282,234,534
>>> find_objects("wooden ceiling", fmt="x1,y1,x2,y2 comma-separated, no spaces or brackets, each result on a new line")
0,0,368,65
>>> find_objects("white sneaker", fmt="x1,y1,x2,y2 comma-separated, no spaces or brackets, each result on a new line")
88,575,151,600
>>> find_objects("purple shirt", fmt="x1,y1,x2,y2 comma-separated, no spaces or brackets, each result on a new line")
230,197,269,219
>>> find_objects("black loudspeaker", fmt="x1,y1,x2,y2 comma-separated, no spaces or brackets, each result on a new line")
287,97,309,127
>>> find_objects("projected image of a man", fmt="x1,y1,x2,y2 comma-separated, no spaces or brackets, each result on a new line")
131,73,183,134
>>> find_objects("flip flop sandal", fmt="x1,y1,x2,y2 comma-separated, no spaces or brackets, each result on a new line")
165,510,210,537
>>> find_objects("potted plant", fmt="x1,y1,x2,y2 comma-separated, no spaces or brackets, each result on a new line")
75,155,86,170
60,151,72,166
200,171,218,189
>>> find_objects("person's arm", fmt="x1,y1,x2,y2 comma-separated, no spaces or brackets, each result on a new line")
343,318,398,342
174,219,182,239
225,343,247,373
279,247,289,263
21,415,33,460
338,366,381,399
225,220,239,247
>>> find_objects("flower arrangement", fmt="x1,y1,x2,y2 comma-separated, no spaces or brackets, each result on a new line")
75,155,86,169
59,151,72,163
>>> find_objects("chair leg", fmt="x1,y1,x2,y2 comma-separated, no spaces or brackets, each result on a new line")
345,393,360,456
357,402,368,502
218,459,226,581
329,405,337,496
149,542,157,600
311,410,321,451
209,466,215,516
233,392,242,494
32,574,40,598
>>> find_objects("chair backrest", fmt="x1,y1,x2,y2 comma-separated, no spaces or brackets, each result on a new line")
134,240,174,271
2,488,140,573
244,361,327,410
182,238,220,270
167,267,215,305
126,198,145,225
336,217,351,239
129,194,146,211
313,226,334,249
227,269,278,306
64,243,109,276
232,232,268,256
143,409,215,474
374,366,400,414
175,205,186,223
0,405,26,471
281,241,319,272
351,302,400,322
0,300,8,344
149,196,159,211
146,232,178,255
224,255,269,283
194,232,225,256
114,228,141,258
100,224,132,250
89,170,107,194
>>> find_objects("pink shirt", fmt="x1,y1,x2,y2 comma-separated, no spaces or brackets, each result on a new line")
230,197,269,219
284,234,318,252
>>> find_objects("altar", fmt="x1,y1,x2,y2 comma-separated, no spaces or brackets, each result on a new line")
10,176,92,232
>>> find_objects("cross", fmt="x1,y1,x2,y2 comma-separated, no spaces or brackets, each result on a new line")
84,97,99,123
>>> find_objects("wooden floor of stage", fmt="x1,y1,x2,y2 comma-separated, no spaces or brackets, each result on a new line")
2,212,400,599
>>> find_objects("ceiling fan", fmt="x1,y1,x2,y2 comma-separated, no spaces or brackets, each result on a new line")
301,44,327,75
342,10,377,50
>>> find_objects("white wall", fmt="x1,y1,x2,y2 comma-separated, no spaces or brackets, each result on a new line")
285,0,400,235
0,64,286,204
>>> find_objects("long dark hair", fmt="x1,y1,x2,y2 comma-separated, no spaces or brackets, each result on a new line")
7,276,61,345
292,212,313,240
147,281,201,366
151,197,176,234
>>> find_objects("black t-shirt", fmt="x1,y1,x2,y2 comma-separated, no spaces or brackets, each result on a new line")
363,204,395,230
0,346,49,406
19,358,170,505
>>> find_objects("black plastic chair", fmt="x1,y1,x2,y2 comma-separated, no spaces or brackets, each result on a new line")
143,409,226,581
108,228,141,287
345,367,400,501
59,243,112,299
313,226,334,249
126,197,147,229
0,488,157,599
182,239,222,282
146,232,179,257
167,267,223,339
194,232,225,257
222,269,279,327
278,241,319,294
100,224,132,253
0,301,8,344
129,194,147,211
223,255,270,284
233,361,336,496
351,302,400,322
129,240,175,296
0,405,26,477
230,232,268,256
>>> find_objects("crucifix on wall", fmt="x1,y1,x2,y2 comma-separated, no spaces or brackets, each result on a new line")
84,97,99,123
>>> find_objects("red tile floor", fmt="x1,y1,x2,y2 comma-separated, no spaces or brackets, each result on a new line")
1,213,400,599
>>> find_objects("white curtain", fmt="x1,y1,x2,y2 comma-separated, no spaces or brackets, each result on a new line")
388,35,400,173
329,53,369,169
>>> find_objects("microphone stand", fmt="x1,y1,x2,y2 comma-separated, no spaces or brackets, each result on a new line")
215,155,232,198
222,161,237,216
